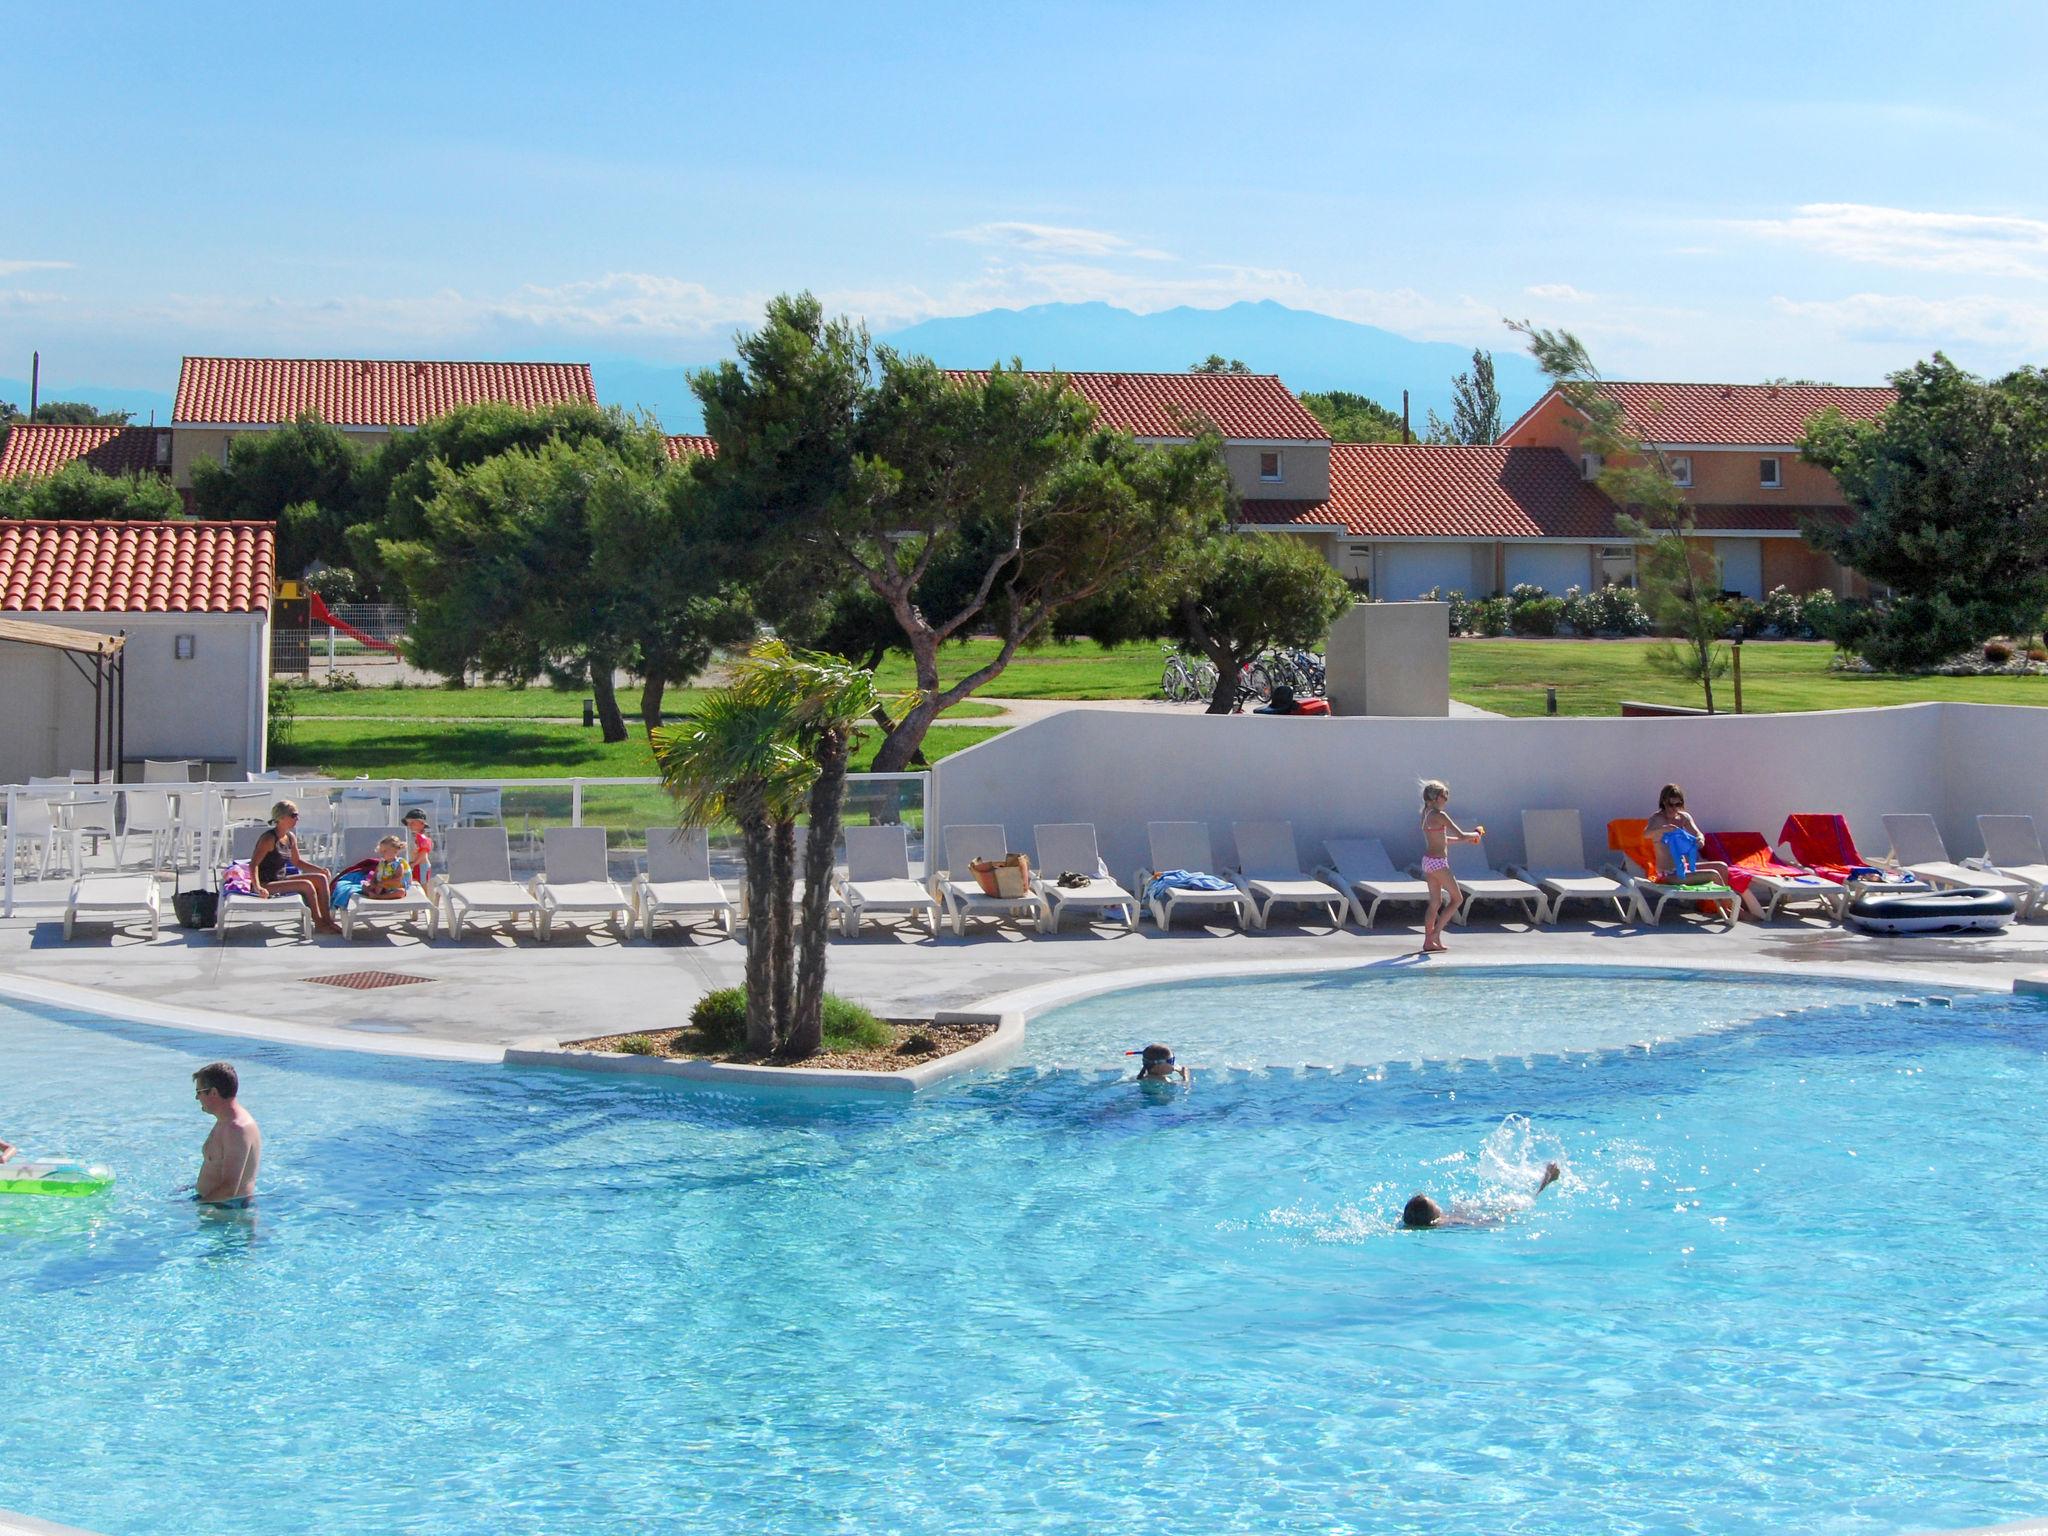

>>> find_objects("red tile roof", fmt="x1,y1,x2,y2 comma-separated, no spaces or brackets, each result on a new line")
0,520,275,613
663,434,717,461
942,370,1328,442
1508,381,1896,447
173,358,598,427
1686,503,1846,533
1239,444,1623,539
0,424,171,481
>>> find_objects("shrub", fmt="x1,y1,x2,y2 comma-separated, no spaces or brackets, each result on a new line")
265,678,296,756
1984,640,2015,665
1758,586,1803,637
1471,596,1511,637
318,670,363,691
1507,583,1548,607
1586,583,1650,636
1800,588,1844,641
1509,596,1564,636
618,1034,658,1056
1723,596,1764,636
303,565,363,602
2029,646,2047,664
1419,586,1472,635
688,987,891,1054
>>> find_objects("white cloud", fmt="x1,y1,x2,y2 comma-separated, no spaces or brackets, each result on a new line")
945,221,1174,261
1734,203,2048,280
1770,290,2048,355
0,259,73,278
1524,282,1594,302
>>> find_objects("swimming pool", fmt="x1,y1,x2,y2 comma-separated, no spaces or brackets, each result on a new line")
3,967,2046,1534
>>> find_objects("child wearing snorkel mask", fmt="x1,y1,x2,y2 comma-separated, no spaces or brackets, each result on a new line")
1128,1043,1190,1085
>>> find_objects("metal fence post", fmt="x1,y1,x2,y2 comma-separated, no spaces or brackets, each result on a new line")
572,780,584,827
3,787,15,919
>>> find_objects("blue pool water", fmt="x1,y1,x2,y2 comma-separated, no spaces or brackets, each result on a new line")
4,967,2048,1535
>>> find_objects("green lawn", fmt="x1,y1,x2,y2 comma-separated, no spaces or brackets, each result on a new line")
288,684,1002,721
1449,639,2048,717
866,639,1170,699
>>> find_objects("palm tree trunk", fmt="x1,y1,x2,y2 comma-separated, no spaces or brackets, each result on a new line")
789,729,849,1058
768,817,797,1050
738,812,777,1054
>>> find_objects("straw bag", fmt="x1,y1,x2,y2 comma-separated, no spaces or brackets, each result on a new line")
969,853,1031,899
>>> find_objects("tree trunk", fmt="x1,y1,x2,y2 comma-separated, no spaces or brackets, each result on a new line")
788,731,849,1059
639,664,668,734
768,817,797,1050
738,813,778,1055
871,695,944,773
1202,645,1247,714
589,660,629,743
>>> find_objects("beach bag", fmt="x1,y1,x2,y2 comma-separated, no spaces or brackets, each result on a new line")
970,853,1031,899
172,889,217,929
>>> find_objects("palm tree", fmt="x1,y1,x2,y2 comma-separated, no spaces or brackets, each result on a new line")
729,642,904,1057
653,690,811,1055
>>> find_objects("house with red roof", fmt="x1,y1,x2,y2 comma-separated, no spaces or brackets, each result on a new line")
1495,381,1895,598
0,423,173,482
167,356,598,490
0,520,277,780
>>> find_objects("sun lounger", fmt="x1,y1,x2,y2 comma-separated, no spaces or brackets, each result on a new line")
1882,814,2033,914
1228,821,1347,929
1975,816,2048,916
1506,810,1629,923
837,823,941,936
437,827,544,941
215,823,313,941
334,825,439,940
1033,823,1138,933
1440,840,1547,926
632,827,734,939
1605,819,1737,929
1776,814,1896,886
1313,837,1432,928
1702,831,1844,922
64,873,160,940
532,827,633,940
929,824,1042,937
1135,821,1254,929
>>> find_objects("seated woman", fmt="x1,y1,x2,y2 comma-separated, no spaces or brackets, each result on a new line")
1646,784,1763,918
250,801,341,934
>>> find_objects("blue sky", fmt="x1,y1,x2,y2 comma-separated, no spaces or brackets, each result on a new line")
4,0,2044,411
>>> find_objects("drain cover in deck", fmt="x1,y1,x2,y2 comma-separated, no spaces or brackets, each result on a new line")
302,970,436,991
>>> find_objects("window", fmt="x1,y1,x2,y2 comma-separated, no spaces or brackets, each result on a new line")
1759,456,1782,489
1258,451,1283,482
1668,454,1692,487
1598,546,1637,589
1580,453,1604,481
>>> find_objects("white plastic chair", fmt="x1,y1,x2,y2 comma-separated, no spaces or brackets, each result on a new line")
929,824,1040,938
214,823,313,941
632,827,733,938
1032,823,1137,933
837,823,940,936
143,758,197,783
119,788,180,870
1136,821,1252,929
437,827,545,940
1441,840,1548,927
531,827,632,940
1884,813,2034,915
1314,838,1433,929
1228,821,1347,929
57,795,120,876
1506,810,1629,923
66,874,161,940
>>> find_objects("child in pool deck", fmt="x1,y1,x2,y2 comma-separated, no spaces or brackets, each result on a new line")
1403,1162,1562,1229
366,835,413,900
1419,780,1485,956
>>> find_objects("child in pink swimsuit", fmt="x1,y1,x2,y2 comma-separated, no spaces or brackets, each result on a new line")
1420,780,1484,955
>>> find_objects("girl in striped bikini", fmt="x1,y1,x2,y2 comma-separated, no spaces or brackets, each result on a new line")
1419,780,1484,955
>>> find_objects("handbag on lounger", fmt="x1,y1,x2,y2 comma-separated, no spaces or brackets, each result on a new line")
970,853,1031,899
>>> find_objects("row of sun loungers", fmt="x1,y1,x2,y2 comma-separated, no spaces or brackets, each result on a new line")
54,809,2048,941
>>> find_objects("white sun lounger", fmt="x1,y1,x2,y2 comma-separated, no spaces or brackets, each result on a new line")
929,824,1041,937
1441,841,1548,927
1883,814,2033,915
1506,810,1629,924
1229,821,1347,929
1135,821,1254,929
1033,823,1138,933
65,873,160,940
1976,816,2048,917
632,827,734,939
215,823,313,941
335,825,439,940
1313,838,1432,929
838,823,940,936
532,827,633,940
437,827,544,941
734,826,848,933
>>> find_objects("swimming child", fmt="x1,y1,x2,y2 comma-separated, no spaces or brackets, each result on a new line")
0,1136,14,1164
1419,780,1484,955
1129,1043,1190,1085
365,834,413,901
1402,1161,1562,1229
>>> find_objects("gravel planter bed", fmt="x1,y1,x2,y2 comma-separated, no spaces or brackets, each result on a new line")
565,1019,996,1072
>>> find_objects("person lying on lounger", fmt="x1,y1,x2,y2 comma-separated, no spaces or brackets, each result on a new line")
1402,1161,1561,1229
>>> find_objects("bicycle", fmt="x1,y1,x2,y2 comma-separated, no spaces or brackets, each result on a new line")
1160,648,1210,704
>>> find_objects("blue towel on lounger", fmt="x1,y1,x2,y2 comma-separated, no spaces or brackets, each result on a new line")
1146,869,1235,903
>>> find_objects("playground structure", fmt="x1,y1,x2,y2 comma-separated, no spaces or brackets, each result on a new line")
271,592,410,675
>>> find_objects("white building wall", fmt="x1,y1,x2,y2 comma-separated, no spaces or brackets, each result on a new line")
932,703,2035,889
0,611,269,782
1377,544,1482,600
1504,543,1596,594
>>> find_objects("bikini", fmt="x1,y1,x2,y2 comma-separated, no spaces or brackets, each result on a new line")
1421,813,1451,873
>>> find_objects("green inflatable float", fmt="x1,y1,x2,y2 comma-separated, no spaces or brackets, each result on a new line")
0,1158,115,1197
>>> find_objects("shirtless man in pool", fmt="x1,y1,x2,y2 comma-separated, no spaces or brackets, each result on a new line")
193,1061,261,1206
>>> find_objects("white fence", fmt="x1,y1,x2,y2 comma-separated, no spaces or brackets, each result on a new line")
1,772,930,916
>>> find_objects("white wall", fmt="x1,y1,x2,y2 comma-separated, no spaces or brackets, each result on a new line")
932,703,2044,884
1378,544,1481,600
0,611,268,782
1504,543,1594,594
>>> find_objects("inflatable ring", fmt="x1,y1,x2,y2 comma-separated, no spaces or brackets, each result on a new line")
1845,887,2016,935
0,1158,115,1197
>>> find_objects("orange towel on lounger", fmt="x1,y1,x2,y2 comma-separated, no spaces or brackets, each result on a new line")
1605,819,1660,880
1777,814,1873,884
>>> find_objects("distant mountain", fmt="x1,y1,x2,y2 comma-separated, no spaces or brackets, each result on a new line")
878,300,1548,430
0,376,177,426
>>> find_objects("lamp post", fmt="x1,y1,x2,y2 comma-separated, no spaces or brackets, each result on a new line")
1728,623,1746,715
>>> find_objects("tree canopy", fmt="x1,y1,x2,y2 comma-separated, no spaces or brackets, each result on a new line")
0,463,185,521
1805,355,2048,666
1191,355,1252,374
1425,350,1503,445
190,412,365,573
1298,389,1405,443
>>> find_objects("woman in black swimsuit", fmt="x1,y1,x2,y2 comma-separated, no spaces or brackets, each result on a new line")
251,800,340,934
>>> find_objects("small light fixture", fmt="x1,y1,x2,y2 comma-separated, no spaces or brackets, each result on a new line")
174,634,195,660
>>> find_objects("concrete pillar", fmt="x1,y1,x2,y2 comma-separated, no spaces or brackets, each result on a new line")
1325,601,1450,717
